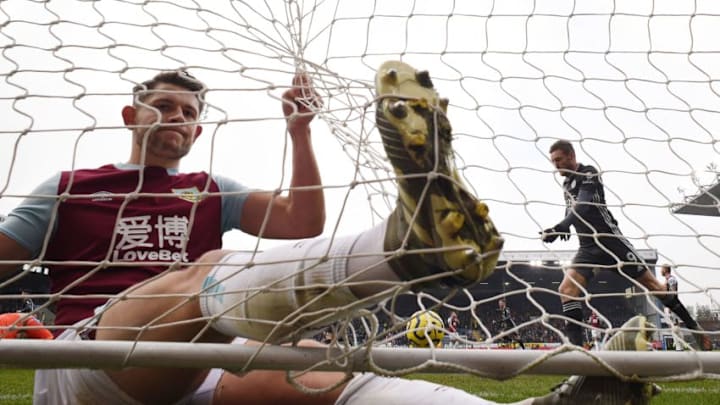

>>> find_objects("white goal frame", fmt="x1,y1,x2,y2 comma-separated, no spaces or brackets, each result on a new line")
1,340,719,380
1,0,720,384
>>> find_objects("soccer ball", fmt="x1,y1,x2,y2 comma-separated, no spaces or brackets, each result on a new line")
406,310,445,347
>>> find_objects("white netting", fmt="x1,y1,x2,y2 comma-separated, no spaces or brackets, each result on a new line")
1,0,720,383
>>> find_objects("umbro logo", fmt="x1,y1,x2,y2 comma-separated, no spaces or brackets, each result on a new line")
90,191,114,201
172,187,204,203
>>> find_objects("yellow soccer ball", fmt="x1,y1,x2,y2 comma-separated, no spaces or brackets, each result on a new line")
406,310,445,348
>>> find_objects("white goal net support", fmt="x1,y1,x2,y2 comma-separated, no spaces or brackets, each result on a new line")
1,0,720,384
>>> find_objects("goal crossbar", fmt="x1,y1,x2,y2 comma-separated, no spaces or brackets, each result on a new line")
1,340,718,380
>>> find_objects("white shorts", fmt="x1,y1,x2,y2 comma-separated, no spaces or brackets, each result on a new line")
33,320,246,405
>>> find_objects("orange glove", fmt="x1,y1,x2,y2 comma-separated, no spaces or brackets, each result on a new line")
0,312,53,339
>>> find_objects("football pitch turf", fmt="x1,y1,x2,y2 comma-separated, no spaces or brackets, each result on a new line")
2,369,720,404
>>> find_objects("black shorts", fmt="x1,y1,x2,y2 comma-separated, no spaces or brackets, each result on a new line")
500,320,516,331
572,239,648,280
499,320,521,342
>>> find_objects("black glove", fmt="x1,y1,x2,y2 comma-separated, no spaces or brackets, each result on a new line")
540,223,570,243
555,223,570,241
540,228,558,243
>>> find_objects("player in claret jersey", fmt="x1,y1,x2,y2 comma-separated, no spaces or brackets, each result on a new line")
446,311,460,347
0,70,334,404
588,311,602,350
0,71,327,333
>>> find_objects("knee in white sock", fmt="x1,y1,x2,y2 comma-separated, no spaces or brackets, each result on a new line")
199,238,358,342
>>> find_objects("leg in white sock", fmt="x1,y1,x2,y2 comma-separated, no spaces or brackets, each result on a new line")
199,228,402,342
344,221,403,297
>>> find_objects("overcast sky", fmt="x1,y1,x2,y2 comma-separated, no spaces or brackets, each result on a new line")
1,0,719,309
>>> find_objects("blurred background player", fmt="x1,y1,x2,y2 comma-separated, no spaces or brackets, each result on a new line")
446,311,460,348
661,265,690,351
587,311,602,351
497,298,526,350
19,289,36,314
663,306,686,351
661,265,678,295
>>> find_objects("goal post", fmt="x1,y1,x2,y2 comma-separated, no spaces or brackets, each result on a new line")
1,0,720,385
1,340,719,380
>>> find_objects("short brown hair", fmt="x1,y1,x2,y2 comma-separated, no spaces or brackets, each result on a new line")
549,139,574,155
133,70,206,113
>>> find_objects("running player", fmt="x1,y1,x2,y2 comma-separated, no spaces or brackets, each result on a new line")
497,298,526,350
661,265,694,351
541,140,711,351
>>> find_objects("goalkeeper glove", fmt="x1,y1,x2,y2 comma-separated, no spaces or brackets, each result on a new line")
540,223,570,243
0,312,53,339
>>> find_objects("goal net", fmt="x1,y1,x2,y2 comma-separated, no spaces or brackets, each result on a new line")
1,0,719,384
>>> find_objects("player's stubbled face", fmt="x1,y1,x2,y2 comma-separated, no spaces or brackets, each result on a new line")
134,83,201,160
550,149,575,177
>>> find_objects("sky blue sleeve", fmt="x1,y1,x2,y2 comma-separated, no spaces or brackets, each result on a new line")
0,173,61,256
213,174,254,233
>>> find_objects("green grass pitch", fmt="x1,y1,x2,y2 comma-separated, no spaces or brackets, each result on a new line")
2,369,719,404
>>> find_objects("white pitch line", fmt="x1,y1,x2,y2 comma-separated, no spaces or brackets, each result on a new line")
662,387,720,394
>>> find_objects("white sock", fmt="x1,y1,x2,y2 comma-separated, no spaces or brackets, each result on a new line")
200,227,406,342
199,235,361,341
336,373,520,405
344,220,402,297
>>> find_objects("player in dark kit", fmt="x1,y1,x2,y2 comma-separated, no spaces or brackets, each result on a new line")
661,265,678,294
541,140,711,351
497,298,526,350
